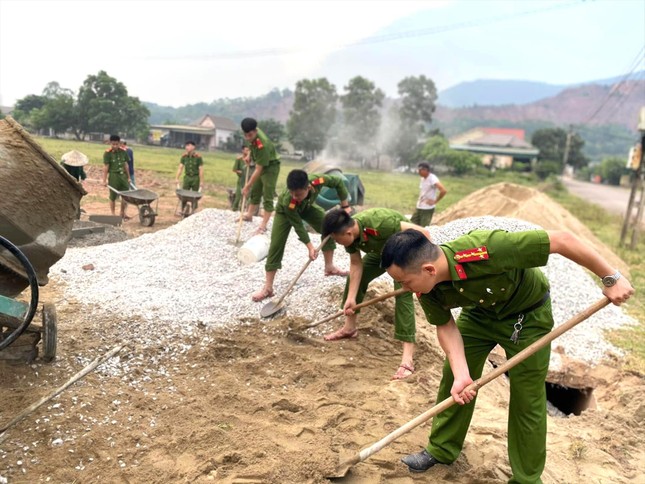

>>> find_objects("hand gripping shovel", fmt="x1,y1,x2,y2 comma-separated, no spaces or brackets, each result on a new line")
233,165,252,247
301,288,408,330
327,296,611,478
260,235,332,318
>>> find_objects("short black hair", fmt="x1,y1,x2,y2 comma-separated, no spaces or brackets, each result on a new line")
121,140,127,145
241,118,257,133
322,208,355,238
380,230,441,271
418,162,431,171
109,134,120,142
286,169,309,191
185,140,195,147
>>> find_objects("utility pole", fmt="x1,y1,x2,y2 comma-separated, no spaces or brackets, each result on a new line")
562,124,573,174
619,107,645,249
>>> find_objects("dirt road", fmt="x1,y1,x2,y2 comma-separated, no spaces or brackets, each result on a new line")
562,177,632,217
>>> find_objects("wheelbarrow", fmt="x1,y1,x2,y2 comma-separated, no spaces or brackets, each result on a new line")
175,189,202,219
0,116,85,362
0,236,57,362
108,185,159,227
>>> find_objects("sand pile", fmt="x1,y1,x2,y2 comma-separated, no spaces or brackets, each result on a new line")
434,182,629,277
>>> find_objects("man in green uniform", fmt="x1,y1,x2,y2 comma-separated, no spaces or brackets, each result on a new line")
240,118,281,235
321,208,430,380
102,134,132,218
380,229,634,482
232,146,254,211
252,169,350,302
175,140,204,210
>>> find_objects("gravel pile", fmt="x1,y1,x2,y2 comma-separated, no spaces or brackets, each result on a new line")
50,210,635,368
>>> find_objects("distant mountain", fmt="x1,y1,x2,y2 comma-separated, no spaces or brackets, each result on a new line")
434,80,645,131
438,70,645,108
145,88,294,125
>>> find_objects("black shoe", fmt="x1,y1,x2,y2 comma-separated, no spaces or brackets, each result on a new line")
401,449,440,473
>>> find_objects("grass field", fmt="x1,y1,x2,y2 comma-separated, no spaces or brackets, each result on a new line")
36,137,644,371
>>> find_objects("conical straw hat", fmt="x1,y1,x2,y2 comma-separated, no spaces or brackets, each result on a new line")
61,150,89,167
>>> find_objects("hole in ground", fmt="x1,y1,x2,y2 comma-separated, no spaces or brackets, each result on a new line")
545,382,595,416
488,357,596,417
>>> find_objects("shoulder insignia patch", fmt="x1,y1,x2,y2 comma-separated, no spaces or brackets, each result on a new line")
255,138,264,149
311,176,325,186
454,263,468,280
454,246,489,263
105,148,111,152
364,227,379,237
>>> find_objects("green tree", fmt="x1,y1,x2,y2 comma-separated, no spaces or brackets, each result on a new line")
531,128,588,169
600,157,626,186
340,76,385,154
258,118,285,152
12,94,47,126
421,135,480,175
397,75,438,129
287,78,338,158
31,92,76,136
75,70,149,140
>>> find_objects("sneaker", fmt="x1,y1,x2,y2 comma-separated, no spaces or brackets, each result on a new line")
401,449,440,473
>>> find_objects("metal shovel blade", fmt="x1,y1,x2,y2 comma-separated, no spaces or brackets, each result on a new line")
260,300,285,318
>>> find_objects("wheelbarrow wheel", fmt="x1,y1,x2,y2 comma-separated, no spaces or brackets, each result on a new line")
0,236,39,351
139,205,156,227
42,303,57,362
182,202,192,218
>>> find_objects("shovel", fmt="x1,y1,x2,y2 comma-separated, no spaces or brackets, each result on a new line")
261,235,332,318
302,288,408,330
327,296,611,478
233,164,252,247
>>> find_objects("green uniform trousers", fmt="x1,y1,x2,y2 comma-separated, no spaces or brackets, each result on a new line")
410,208,435,227
342,252,416,343
265,205,336,272
108,173,129,201
427,299,553,484
182,176,200,209
249,162,280,212
232,175,245,211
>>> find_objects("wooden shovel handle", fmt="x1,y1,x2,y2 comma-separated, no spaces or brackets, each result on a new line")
336,296,611,471
274,235,331,306
305,287,408,329
235,165,252,244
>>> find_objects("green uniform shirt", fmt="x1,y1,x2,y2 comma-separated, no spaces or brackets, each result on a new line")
60,161,87,181
181,152,203,177
103,147,129,175
419,229,551,325
276,173,350,244
248,128,280,167
345,208,407,255
232,157,245,176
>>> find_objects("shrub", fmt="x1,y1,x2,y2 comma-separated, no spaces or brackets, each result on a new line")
599,157,626,186
534,160,561,180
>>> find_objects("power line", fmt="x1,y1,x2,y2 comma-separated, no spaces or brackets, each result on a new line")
143,1,586,61
582,45,645,125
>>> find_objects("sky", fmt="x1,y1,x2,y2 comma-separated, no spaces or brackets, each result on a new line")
0,0,643,107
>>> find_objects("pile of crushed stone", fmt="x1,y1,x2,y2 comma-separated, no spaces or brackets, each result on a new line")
50,210,635,367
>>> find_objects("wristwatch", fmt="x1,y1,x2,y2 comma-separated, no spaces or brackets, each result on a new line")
601,270,621,287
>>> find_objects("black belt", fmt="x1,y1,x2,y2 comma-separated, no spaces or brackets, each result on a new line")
514,291,550,318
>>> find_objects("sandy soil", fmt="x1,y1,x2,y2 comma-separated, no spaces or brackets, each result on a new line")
1,178,644,483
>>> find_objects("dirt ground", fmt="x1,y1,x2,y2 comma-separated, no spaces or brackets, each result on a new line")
1,176,644,483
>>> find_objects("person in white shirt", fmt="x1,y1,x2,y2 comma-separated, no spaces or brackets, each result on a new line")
411,162,447,227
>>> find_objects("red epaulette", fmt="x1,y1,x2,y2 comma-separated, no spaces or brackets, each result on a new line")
193,152,201,157
255,138,264,149
311,176,325,186
105,148,112,152
288,198,298,210
361,227,379,241
453,246,489,262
